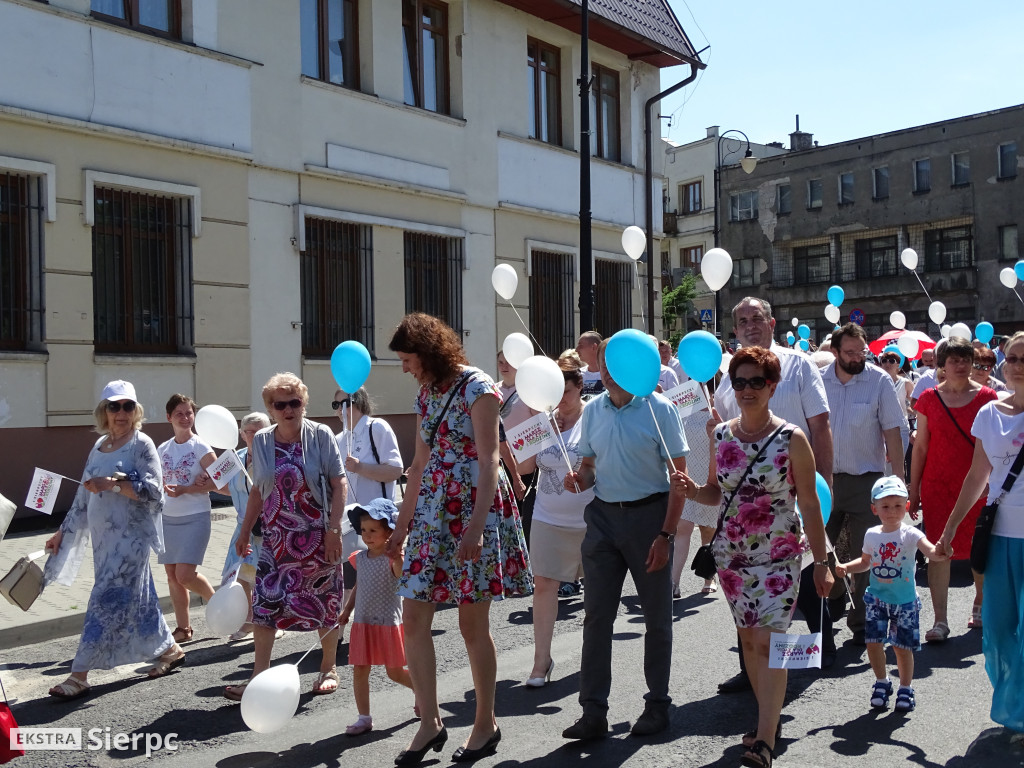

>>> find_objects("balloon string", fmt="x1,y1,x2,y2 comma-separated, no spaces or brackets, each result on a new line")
1014,288,1024,306
296,622,341,667
548,410,581,493
911,270,932,302
644,398,677,477
508,303,548,358
633,262,646,330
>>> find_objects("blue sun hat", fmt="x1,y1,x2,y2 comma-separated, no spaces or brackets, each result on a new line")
347,497,399,532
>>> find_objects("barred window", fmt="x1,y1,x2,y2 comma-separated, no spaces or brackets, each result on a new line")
594,259,630,338
924,225,973,271
854,235,899,279
300,217,374,357
794,244,831,284
92,187,193,354
0,172,45,351
404,232,463,334
529,251,574,357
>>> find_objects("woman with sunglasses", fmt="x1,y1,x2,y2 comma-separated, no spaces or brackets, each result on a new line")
681,347,832,768
909,336,998,642
225,373,347,700
43,381,184,699
333,387,404,504
157,394,217,644
970,346,1007,393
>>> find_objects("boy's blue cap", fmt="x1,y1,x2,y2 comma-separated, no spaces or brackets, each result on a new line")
871,476,908,501
347,497,399,531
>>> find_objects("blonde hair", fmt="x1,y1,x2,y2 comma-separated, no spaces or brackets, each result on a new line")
558,348,583,368
261,372,309,411
93,400,145,436
1004,331,1024,357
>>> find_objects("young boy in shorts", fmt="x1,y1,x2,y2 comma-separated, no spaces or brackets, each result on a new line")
835,476,946,712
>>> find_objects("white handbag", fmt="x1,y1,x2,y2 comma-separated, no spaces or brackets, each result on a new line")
0,550,45,611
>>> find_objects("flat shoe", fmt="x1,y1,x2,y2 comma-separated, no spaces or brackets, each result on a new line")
223,683,247,702
968,605,983,629
701,582,718,595
171,626,193,643
148,646,185,678
345,719,373,736
49,676,90,700
312,667,339,695
925,621,950,643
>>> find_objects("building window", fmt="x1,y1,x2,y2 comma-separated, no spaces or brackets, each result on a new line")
92,187,193,354
404,231,463,334
793,244,831,284
300,217,373,357
872,167,889,200
300,0,359,89
924,225,973,271
999,142,1018,179
0,172,45,351
681,245,702,269
951,151,970,186
913,158,931,193
679,180,702,214
527,38,560,145
403,0,449,115
594,259,630,338
732,257,760,288
999,225,1019,262
729,190,758,221
529,250,574,356
807,178,823,209
590,64,620,162
776,184,791,214
660,251,672,289
854,235,898,279
838,172,854,205
91,0,181,39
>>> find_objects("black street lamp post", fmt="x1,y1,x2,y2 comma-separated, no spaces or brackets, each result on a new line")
712,129,758,337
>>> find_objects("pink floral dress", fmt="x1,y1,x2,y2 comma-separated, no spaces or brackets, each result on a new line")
399,367,533,604
711,422,806,631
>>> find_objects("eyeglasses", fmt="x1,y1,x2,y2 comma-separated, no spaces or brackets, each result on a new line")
973,363,993,372
106,401,137,413
880,355,900,364
732,376,768,391
1005,356,1024,367
272,399,303,411
331,399,350,410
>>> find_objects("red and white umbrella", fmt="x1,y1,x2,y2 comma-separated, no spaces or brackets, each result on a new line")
868,329,935,359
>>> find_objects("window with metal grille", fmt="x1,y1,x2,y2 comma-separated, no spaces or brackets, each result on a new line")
91,0,181,39
92,187,193,354
590,64,620,162
527,38,561,145
794,243,831,284
403,0,449,115
594,259,630,338
300,217,374,357
924,225,973,271
854,235,898,279
404,232,463,334
0,172,45,351
300,0,359,90
529,251,574,357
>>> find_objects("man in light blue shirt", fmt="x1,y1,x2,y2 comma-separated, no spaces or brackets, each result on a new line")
561,341,687,741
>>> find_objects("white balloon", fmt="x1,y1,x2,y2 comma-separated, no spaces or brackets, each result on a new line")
621,226,646,261
890,311,906,330
241,664,301,733
897,334,919,359
940,324,951,339
928,301,947,325
949,322,972,342
719,352,733,375
515,355,565,412
491,264,518,300
195,405,239,450
824,304,840,324
205,581,249,636
900,248,919,270
700,248,733,291
1000,268,1017,289
791,318,800,328
502,333,533,369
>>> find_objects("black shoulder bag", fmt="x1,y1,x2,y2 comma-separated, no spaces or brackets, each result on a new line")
970,438,1024,573
365,418,388,498
933,390,975,449
691,423,786,579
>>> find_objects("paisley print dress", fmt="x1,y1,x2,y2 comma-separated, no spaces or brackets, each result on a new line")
252,441,342,629
711,422,807,631
399,367,533,604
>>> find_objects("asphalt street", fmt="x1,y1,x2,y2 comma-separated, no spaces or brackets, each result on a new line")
3,558,1021,768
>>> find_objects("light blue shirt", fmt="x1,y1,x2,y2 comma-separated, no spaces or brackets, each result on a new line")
578,391,687,503
228,447,251,524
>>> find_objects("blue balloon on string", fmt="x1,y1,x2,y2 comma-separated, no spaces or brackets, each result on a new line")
796,472,833,526
798,339,810,351
797,324,810,340
330,340,372,393
676,330,723,383
604,329,660,397
827,285,845,308
786,331,795,344
1016,261,1024,281
975,322,994,345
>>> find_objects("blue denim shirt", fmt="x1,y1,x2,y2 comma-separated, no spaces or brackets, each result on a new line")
251,419,345,509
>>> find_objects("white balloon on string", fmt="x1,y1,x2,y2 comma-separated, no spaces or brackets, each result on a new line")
491,264,518,300
824,304,840,324
928,301,947,325
890,311,906,330
900,248,919,270
621,226,646,261
502,333,533,369
700,248,733,291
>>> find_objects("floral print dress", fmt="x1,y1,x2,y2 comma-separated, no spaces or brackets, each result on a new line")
399,367,533,604
711,422,806,631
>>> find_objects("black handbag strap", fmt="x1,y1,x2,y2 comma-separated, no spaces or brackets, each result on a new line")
366,418,388,498
428,372,472,449
933,389,975,449
712,422,787,538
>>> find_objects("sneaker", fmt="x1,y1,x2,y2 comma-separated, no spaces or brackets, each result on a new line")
894,686,915,712
870,679,893,709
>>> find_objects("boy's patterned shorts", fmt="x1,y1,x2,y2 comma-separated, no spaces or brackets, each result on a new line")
863,592,921,650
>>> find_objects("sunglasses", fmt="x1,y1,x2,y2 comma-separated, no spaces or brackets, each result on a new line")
973,363,993,372
272,399,303,411
1005,356,1024,366
331,399,351,410
106,400,137,413
732,376,768,391
880,355,900,364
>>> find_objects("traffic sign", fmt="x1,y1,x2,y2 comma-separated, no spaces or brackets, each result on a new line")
700,309,714,323
849,309,865,326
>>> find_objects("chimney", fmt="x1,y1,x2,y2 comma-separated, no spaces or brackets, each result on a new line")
789,114,813,152
706,126,719,139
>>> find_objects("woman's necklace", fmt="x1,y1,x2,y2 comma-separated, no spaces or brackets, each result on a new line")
736,410,773,438
105,429,130,450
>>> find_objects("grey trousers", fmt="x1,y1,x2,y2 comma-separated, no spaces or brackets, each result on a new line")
579,496,673,717
827,471,883,633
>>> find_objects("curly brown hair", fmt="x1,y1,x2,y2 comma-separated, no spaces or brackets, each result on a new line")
389,313,468,386
728,346,782,383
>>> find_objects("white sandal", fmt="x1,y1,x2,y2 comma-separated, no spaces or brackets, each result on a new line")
49,676,90,699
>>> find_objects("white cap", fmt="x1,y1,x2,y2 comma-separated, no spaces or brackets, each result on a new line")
100,380,137,403
870,475,908,501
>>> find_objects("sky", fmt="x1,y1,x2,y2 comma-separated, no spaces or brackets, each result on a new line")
658,0,1024,149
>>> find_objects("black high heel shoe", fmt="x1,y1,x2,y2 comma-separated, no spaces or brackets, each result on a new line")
452,728,501,762
395,727,448,766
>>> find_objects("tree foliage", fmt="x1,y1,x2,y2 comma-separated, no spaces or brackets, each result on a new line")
661,272,698,347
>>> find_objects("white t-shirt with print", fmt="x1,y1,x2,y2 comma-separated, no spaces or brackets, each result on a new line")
971,401,1024,538
158,435,214,518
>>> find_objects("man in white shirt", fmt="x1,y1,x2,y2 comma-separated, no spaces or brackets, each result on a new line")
576,331,605,398
659,339,687,384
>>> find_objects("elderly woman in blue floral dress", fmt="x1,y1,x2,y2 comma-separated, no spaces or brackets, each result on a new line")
681,347,832,768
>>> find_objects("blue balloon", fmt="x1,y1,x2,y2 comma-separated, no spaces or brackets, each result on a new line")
676,330,723,383
797,324,810,340
798,339,810,351
1016,261,1024,281
975,321,994,345
604,329,660,397
330,340,372,393
796,472,832,526
827,285,845,308
786,331,795,344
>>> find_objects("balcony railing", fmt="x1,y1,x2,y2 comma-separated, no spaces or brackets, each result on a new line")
662,211,678,235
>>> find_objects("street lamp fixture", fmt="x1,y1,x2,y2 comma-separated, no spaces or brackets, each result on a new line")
712,129,758,338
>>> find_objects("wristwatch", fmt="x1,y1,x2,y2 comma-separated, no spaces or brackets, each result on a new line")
658,530,675,544
111,481,121,494
813,559,829,567
327,526,341,535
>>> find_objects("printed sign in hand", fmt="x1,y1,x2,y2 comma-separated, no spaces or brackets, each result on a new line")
208,449,244,490
505,412,559,461
662,379,709,418
768,631,823,669
24,468,63,516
